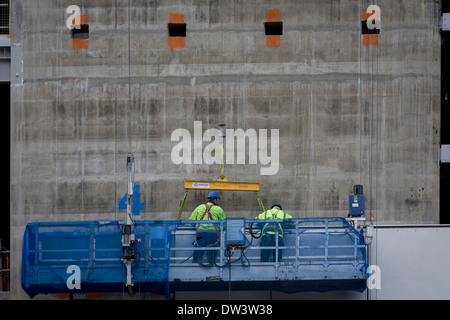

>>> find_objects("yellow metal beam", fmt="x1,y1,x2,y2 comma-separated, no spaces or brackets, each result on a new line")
184,178,260,192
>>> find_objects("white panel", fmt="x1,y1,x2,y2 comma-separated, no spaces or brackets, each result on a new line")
368,226,450,299
441,145,450,163
443,13,450,31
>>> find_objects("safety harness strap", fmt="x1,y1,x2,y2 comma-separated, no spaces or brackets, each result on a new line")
263,209,286,236
195,203,220,244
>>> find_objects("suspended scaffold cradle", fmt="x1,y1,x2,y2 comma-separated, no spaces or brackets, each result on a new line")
21,217,368,299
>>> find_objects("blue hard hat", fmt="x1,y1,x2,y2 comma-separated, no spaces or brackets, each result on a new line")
207,190,220,199
271,203,282,210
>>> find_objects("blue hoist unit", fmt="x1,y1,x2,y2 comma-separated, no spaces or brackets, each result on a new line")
348,184,365,217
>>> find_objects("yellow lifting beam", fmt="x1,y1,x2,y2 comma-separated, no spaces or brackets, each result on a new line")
184,177,260,192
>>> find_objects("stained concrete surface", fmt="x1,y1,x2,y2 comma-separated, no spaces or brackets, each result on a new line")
8,0,441,298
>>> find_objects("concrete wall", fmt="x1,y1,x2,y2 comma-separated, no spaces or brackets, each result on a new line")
9,0,441,299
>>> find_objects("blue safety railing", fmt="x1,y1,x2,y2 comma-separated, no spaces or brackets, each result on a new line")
21,217,367,298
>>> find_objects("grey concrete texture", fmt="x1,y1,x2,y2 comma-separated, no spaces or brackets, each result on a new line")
9,0,441,298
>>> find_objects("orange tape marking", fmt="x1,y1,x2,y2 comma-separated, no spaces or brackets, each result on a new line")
361,9,378,46
72,14,89,49
168,13,185,52
266,9,280,48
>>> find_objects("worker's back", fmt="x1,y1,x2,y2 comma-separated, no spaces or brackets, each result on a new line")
189,202,225,230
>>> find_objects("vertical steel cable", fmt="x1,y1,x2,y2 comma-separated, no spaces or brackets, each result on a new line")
128,0,132,153
359,1,363,186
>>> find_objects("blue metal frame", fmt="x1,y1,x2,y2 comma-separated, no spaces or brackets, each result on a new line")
21,218,367,298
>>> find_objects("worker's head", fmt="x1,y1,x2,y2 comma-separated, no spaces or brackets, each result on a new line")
271,203,282,210
207,190,220,204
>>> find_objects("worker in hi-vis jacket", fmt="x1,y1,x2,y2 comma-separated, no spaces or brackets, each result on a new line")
189,190,226,266
255,203,293,262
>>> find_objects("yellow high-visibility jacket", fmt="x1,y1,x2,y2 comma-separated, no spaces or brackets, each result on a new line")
255,208,292,238
189,202,226,231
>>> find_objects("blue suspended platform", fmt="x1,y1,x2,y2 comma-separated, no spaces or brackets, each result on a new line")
21,217,368,299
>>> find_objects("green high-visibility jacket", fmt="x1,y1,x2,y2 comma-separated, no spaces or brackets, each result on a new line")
255,208,292,238
189,202,226,231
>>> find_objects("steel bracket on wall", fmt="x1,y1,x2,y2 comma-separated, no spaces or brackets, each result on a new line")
10,43,22,85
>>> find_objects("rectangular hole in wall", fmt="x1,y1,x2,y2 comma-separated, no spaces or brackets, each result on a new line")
361,21,380,34
264,22,283,36
168,23,186,37
71,24,89,39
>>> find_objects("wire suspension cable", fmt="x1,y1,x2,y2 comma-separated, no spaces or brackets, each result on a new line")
128,0,132,153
